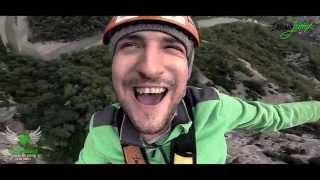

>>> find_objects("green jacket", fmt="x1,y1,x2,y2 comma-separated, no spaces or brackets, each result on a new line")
76,86,320,164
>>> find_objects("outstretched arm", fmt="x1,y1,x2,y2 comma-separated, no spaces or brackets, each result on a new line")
218,93,320,132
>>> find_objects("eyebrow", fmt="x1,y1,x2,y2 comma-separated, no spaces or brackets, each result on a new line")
162,36,185,47
162,36,187,53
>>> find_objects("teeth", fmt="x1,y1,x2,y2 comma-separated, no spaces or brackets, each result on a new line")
136,87,166,94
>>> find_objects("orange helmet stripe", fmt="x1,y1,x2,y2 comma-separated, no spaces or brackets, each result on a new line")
103,16,200,47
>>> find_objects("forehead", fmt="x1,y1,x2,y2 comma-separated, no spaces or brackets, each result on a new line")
120,31,180,43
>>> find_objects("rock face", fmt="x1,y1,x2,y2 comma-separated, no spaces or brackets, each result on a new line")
226,129,320,164
0,16,102,61
0,92,17,123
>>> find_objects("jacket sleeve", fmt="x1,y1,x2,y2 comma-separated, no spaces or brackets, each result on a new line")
218,93,320,132
75,114,108,164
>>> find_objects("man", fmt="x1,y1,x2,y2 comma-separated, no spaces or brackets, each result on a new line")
76,16,320,164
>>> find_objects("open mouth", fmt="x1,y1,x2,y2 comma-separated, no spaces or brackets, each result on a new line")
134,87,168,106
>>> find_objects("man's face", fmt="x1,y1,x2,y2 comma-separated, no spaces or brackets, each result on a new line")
112,31,189,135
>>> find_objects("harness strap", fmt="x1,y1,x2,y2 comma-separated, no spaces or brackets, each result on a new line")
171,91,196,164
116,108,147,164
171,121,196,164
122,145,146,164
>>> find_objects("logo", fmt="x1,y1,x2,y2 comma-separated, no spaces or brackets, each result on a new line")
271,21,318,40
1,126,41,162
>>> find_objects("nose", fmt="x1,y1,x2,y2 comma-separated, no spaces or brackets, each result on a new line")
135,43,164,80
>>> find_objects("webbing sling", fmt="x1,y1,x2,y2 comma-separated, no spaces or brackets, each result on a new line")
172,95,196,164
122,145,147,164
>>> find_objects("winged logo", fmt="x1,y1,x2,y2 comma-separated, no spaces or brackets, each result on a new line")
1,126,41,146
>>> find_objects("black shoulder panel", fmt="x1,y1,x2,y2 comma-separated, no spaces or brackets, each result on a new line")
185,86,219,107
92,105,119,128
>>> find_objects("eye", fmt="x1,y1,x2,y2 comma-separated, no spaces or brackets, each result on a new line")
164,44,186,54
118,42,140,50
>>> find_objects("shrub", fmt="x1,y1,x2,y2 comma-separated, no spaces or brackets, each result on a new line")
1,45,115,163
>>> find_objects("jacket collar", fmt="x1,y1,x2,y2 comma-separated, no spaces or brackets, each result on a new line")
118,99,192,147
